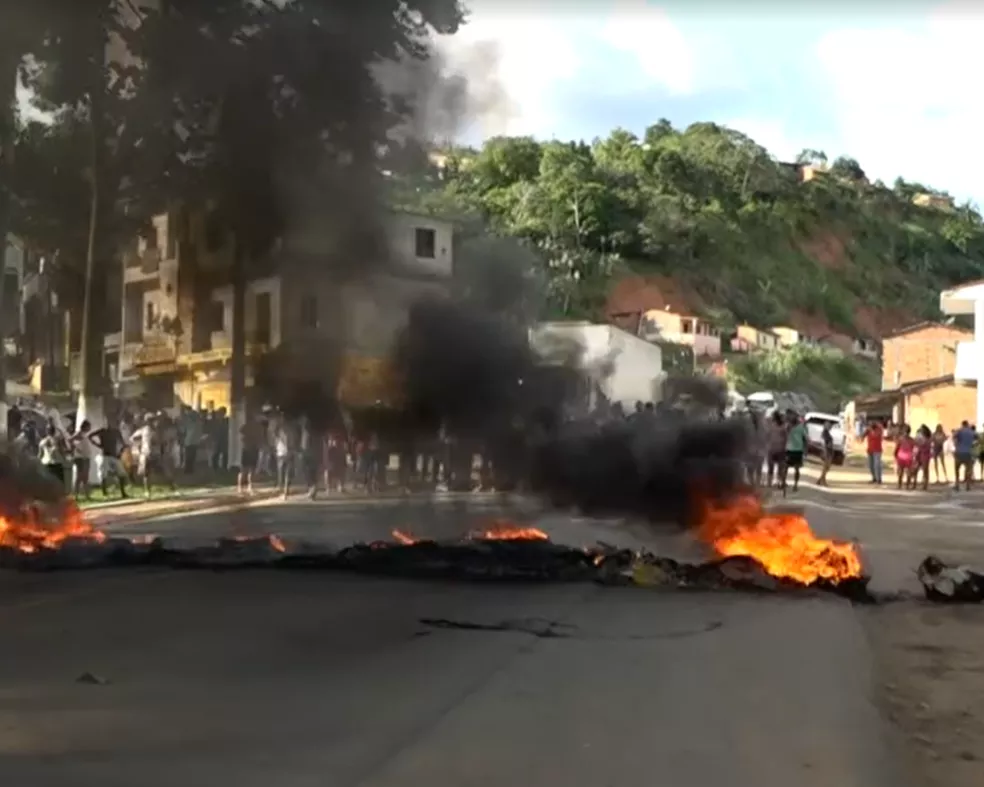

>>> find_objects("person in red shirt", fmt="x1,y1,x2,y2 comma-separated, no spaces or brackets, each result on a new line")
864,420,884,484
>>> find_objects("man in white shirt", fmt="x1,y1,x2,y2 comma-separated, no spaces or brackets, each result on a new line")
70,420,97,500
130,414,158,498
274,416,293,499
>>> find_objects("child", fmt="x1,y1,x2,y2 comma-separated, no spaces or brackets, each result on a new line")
895,425,916,490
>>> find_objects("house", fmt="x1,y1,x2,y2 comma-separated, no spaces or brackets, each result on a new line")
111,206,454,412
880,321,970,391
798,164,829,183
730,324,780,353
772,326,818,348
853,337,879,360
912,193,954,211
637,308,721,357
529,322,664,408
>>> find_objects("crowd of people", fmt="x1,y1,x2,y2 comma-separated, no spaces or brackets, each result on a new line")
738,409,830,495
3,399,470,502
6,401,232,500
10,392,984,503
859,418,984,492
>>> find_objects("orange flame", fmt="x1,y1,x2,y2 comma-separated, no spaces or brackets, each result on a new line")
0,501,106,554
697,494,862,585
471,521,549,542
391,523,549,545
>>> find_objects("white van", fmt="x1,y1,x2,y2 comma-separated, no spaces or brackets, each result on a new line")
746,391,775,412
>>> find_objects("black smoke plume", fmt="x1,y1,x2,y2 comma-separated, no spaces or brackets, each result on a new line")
394,289,754,527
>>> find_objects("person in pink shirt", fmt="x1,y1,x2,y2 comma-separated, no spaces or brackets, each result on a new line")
894,425,916,490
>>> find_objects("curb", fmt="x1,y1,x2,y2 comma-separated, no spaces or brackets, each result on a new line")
90,493,278,527
80,487,223,512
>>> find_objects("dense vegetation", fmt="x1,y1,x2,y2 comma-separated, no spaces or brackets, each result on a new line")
405,123,984,338
728,345,879,412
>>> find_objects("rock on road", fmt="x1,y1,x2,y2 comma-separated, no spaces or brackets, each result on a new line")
0,495,908,787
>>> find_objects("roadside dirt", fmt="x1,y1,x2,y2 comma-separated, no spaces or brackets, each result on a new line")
864,603,984,787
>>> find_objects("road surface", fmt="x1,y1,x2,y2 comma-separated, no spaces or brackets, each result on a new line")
0,487,951,787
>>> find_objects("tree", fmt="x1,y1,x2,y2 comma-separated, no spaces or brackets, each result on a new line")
795,148,827,167
829,155,866,182
429,119,984,337
0,1,59,428
20,0,150,426
131,0,464,462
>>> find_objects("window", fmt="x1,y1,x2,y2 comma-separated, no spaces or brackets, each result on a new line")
300,294,318,329
682,319,693,334
145,302,155,330
414,227,436,259
254,292,271,345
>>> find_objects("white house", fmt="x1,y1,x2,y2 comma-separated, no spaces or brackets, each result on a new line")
939,280,984,423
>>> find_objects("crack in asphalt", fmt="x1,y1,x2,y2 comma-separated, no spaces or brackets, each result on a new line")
418,617,725,641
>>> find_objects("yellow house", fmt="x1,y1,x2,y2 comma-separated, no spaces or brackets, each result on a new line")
731,325,780,353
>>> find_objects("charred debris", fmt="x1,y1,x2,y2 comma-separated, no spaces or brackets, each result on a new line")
0,529,874,604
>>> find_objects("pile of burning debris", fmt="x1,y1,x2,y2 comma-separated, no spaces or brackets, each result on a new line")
0,496,879,602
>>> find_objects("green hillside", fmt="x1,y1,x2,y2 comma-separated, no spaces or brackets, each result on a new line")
403,121,984,338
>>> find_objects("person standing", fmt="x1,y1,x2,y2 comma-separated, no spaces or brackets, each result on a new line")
274,416,293,499
238,414,262,496
38,424,66,488
931,424,948,485
181,406,202,475
895,425,916,490
90,418,128,498
130,414,159,498
817,420,834,487
953,420,976,491
299,415,320,500
915,425,933,491
863,419,884,485
747,411,766,487
782,411,807,494
70,419,96,500
765,411,786,488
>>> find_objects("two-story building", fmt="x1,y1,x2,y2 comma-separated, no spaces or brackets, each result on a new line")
860,318,977,429
637,308,721,357
730,325,779,353
111,207,454,412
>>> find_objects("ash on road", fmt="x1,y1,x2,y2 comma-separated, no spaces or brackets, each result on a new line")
0,568,901,787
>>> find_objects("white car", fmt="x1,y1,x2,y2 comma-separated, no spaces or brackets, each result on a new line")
803,412,846,465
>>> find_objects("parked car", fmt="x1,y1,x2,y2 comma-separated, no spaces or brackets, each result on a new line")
803,411,846,465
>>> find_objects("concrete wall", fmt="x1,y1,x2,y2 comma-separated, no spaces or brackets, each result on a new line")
342,274,447,356
386,212,454,278
211,276,282,348
904,383,977,431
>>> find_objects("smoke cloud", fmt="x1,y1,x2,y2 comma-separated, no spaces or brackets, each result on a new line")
243,10,753,529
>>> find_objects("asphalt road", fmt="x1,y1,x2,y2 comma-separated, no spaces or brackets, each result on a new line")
3,490,960,787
